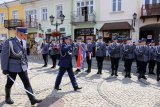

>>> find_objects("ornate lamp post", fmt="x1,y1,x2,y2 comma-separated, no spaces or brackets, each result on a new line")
132,13,137,27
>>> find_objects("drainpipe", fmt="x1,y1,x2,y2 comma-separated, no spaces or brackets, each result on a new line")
4,2,10,38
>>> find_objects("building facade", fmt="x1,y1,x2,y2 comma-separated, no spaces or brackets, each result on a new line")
0,0,24,39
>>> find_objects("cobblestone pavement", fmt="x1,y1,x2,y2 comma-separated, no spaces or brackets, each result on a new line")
0,55,160,107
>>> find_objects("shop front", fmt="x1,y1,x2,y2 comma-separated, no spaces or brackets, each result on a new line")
74,28,95,42
100,22,133,43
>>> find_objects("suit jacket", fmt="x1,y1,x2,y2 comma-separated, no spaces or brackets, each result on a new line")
1,37,28,73
58,43,72,68
122,44,135,60
149,46,156,60
95,41,106,57
154,45,160,62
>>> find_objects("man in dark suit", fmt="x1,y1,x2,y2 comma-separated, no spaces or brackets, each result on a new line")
1,27,42,105
41,39,49,67
54,36,82,91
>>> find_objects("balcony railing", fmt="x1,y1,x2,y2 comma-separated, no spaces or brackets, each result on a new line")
141,4,160,16
24,19,38,28
4,19,23,29
71,11,96,24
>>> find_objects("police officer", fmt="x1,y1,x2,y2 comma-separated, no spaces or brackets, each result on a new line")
73,37,86,73
95,36,106,74
135,38,149,80
41,39,49,67
155,43,160,81
108,37,122,76
122,38,135,78
1,27,42,105
85,38,94,73
54,36,82,91
148,40,156,75
135,40,141,73
49,39,59,68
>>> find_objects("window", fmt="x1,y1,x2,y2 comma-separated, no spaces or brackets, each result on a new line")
12,10,18,19
41,8,47,21
112,0,122,12
25,10,37,21
0,13,4,23
56,5,63,18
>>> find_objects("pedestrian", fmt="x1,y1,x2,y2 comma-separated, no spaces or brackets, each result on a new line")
85,38,94,73
54,36,82,91
1,27,42,105
73,37,86,73
135,38,149,80
122,37,135,78
41,39,49,67
108,37,122,76
49,39,59,68
148,40,156,75
95,36,106,74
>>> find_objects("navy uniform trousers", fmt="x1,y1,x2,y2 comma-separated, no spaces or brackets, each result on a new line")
55,67,78,88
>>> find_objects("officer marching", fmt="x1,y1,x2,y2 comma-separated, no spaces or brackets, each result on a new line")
1,27,42,105
54,36,82,91
85,38,94,73
108,37,122,77
95,36,106,74
135,38,149,80
122,38,135,78
148,40,156,75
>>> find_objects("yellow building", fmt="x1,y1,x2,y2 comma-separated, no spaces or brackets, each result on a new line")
0,0,24,39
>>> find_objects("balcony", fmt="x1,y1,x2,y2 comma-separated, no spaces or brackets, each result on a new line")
4,19,23,29
20,0,37,4
140,4,160,22
24,19,38,28
71,11,96,25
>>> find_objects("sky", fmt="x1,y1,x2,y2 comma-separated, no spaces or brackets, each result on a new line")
0,0,14,3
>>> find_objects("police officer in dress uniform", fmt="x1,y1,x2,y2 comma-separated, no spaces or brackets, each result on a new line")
41,39,49,67
154,43,160,81
95,36,106,74
73,37,86,73
122,37,135,78
1,27,42,105
85,38,94,73
135,40,142,73
108,37,122,76
148,40,156,75
135,38,149,80
54,36,82,91
49,39,59,68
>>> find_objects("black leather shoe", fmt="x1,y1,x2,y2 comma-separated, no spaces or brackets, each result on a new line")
128,75,131,78
42,65,47,67
31,99,42,105
149,72,155,75
74,87,82,91
5,98,14,104
157,78,160,81
142,76,147,80
51,66,55,68
111,73,114,76
54,87,62,90
5,88,14,104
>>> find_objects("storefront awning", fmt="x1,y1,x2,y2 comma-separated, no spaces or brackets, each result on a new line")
100,22,133,31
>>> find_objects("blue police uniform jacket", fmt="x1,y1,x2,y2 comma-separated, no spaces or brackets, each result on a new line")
95,41,106,57
154,45,160,62
149,46,156,60
1,37,28,73
49,43,60,56
135,45,149,62
86,43,94,56
58,43,73,68
41,43,49,54
73,42,86,56
108,42,122,58
122,44,135,60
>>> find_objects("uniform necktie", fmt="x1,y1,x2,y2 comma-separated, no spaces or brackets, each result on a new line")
20,40,23,47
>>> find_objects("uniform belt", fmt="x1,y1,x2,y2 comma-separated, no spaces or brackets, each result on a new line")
9,57,21,60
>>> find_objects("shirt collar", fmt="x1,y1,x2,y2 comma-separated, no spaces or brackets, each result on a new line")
16,36,21,42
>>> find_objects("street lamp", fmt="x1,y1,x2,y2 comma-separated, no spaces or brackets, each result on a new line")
132,13,137,27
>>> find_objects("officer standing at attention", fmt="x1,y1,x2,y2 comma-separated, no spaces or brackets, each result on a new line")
135,40,142,73
85,38,94,73
108,37,122,77
122,38,135,78
95,36,106,74
135,38,149,80
73,37,86,73
54,36,82,91
148,40,156,75
1,27,42,105
155,42,160,81
41,39,49,67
